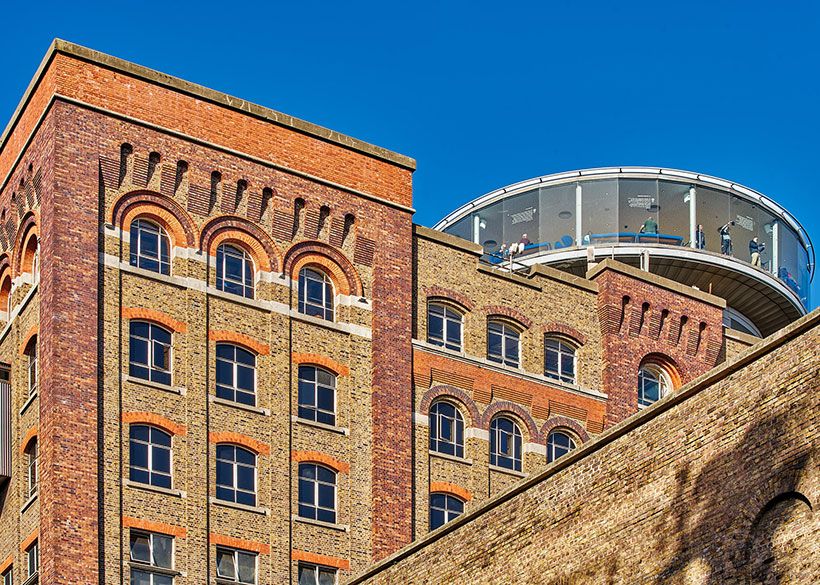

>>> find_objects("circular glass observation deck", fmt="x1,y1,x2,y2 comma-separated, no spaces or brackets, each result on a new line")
434,168,814,337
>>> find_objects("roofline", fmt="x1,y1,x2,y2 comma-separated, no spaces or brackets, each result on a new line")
432,166,815,280
348,305,820,583
0,39,416,171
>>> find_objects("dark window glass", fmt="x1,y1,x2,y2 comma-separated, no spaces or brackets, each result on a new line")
429,493,464,530
217,244,254,299
129,425,173,489
638,365,671,407
547,431,576,463
487,321,520,367
216,546,258,584
298,463,337,524
429,401,465,458
545,337,576,384
130,219,171,275
129,530,173,585
490,416,523,471
216,445,257,506
427,303,462,351
298,267,334,321
297,365,337,425
298,564,337,585
129,321,172,385
215,344,257,406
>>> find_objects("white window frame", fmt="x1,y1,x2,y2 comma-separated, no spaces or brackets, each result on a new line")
489,416,523,471
297,563,337,585
26,341,37,397
547,430,577,463
428,401,465,458
297,365,337,426
216,445,258,506
26,438,38,499
129,425,173,489
297,463,338,524
215,344,258,406
487,320,520,367
130,218,171,275
297,267,335,321
216,244,255,299
215,546,258,585
129,530,175,584
427,302,463,352
544,336,577,384
638,364,672,407
129,321,173,385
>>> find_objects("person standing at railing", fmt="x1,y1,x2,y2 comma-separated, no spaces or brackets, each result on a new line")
640,216,658,235
749,237,764,267
695,224,706,249
719,221,734,255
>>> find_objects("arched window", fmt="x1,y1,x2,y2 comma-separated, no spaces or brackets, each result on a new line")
216,344,257,406
25,337,37,397
547,430,577,463
427,302,463,351
298,267,334,321
429,493,464,530
25,437,38,499
429,401,464,458
638,364,673,407
129,425,172,489
298,463,337,523
216,444,257,506
217,243,255,299
130,218,171,275
544,337,577,384
487,320,520,367
0,274,11,317
490,416,523,471
297,365,336,426
129,321,172,385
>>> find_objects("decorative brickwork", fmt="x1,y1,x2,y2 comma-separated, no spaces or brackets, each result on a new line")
209,330,270,355
418,385,482,426
202,216,281,272
18,324,37,355
479,401,539,441
122,516,187,538
540,416,590,443
422,285,475,311
121,412,187,436
20,529,38,552
291,450,351,474
112,190,197,247
209,533,271,555
121,307,187,333
291,549,351,570
208,431,271,456
430,482,473,502
291,353,350,376
541,322,587,345
19,426,37,454
479,305,533,329
284,240,363,297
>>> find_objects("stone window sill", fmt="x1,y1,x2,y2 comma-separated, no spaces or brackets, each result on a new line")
125,375,186,396
20,492,37,514
209,496,270,516
125,479,186,498
292,514,349,532
292,416,349,436
210,395,270,416
429,450,473,465
489,464,527,479
20,390,37,416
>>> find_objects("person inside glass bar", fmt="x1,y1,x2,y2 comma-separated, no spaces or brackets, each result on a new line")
719,221,735,255
695,224,706,250
640,216,658,235
749,237,765,267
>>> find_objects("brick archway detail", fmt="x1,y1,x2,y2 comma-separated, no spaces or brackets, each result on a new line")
122,412,187,436
540,416,590,444
423,286,475,311
430,481,473,502
12,212,38,277
200,215,281,272
542,322,587,345
480,401,540,442
20,426,38,454
481,305,533,329
121,307,187,333
292,352,350,376
209,330,270,356
283,241,362,298
292,450,350,474
209,431,271,456
640,352,683,389
418,385,481,427
18,324,38,356
111,190,197,247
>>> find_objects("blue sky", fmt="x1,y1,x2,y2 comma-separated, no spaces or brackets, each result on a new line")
0,1,818,305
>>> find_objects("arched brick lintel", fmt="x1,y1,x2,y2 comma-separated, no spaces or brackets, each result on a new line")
540,416,590,444
209,431,270,456
20,426,37,455
418,385,481,427
12,212,38,278
200,215,281,273
122,412,187,436
292,352,350,376
18,324,38,356
542,322,587,345
111,190,198,248
209,330,270,356
283,240,362,298
121,307,187,333
423,285,475,311
292,450,350,474
479,400,540,442
480,305,533,329
430,481,473,502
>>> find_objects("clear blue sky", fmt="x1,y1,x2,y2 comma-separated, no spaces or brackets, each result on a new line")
1,1,818,306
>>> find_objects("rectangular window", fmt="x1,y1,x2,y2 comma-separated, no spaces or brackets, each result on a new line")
27,440,38,499
298,563,336,585
27,345,37,397
216,547,257,584
26,541,38,579
130,531,174,585
1,567,10,585
129,322,172,386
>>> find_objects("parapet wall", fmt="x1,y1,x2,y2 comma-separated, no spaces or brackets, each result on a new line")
351,309,820,584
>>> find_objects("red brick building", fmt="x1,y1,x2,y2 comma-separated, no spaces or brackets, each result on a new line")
0,40,813,584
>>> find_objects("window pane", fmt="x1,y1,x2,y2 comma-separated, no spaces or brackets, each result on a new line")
217,548,237,579
237,551,257,583
237,364,254,391
216,460,232,486
216,359,232,386
318,568,336,585
130,337,149,366
299,565,317,585
298,479,314,505
153,534,173,568
130,569,151,585
318,484,335,508
130,441,148,468
152,448,170,474
129,534,151,563
430,508,445,530
237,466,255,491
236,448,255,466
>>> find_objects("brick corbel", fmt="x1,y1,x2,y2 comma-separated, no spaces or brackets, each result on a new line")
291,549,350,571
122,516,187,538
430,481,473,502
210,533,271,555
209,431,270,456
122,412,187,436
121,307,187,333
209,330,270,355
292,353,350,376
291,450,350,474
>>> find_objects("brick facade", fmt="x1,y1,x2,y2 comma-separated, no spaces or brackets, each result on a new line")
0,40,801,585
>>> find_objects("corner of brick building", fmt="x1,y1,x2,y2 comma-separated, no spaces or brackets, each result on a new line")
590,260,725,427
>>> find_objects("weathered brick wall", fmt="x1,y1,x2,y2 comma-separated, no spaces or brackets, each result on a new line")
351,310,820,584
